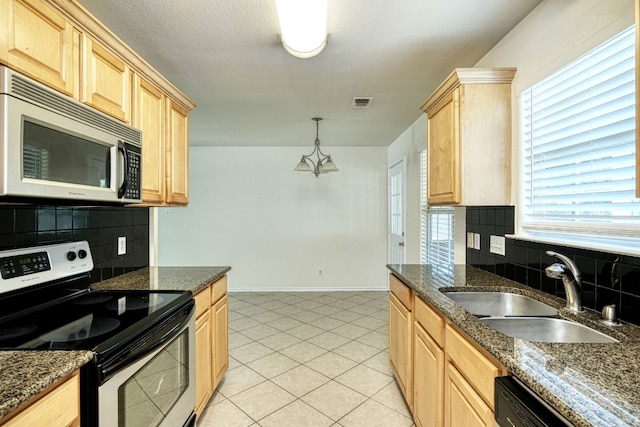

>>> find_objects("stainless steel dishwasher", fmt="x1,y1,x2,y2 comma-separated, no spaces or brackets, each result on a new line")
495,376,573,427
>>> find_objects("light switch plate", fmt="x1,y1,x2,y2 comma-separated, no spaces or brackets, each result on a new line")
490,235,506,256
117,237,126,255
473,233,480,250
467,232,474,248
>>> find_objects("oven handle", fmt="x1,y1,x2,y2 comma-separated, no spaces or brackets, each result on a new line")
99,303,194,382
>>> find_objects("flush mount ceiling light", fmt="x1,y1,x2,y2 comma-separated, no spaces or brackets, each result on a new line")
294,117,338,177
275,0,328,59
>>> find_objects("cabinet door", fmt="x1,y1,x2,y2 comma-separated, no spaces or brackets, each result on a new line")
444,362,494,427
211,294,229,390
0,0,79,97
427,89,460,205
413,323,444,427
133,75,165,204
165,99,189,204
3,371,79,427
195,310,212,418
82,36,131,122
389,293,412,407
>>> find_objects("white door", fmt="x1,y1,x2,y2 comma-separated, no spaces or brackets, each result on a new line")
389,160,405,264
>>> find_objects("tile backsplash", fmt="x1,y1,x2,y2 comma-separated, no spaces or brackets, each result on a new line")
0,204,149,284
466,206,640,326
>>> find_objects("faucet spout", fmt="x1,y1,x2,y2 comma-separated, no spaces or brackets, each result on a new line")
545,251,583,312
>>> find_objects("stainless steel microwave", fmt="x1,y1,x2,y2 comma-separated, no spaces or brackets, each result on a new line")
0,65,142,204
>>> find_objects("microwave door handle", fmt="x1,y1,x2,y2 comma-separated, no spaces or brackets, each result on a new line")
117,141,129,199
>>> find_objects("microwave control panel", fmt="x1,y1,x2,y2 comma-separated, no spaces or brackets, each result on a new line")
124,142,141,201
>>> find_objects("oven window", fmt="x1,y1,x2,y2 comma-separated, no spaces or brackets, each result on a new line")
118,330,189,427
23,120,110,188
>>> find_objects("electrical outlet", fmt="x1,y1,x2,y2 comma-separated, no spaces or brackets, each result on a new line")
490,235,506,256
473,233,480,250
117,237,126,255
318,268,323,276
164,208,173,217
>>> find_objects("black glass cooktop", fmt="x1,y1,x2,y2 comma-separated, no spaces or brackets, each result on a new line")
0,290,187,350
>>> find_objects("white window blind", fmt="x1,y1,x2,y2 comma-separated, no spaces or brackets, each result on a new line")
420,150,454,271
521,26,639,242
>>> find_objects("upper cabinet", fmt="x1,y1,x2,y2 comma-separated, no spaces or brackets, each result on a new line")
82,36,131,122
421,68,515,206
0,0,195,206
0,0,79,97
133,75,165,204
165,99,189,205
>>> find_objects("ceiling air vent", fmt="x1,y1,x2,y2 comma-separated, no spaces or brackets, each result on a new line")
351,97,373,109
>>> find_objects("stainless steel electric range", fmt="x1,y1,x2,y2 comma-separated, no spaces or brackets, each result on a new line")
0,241,196,427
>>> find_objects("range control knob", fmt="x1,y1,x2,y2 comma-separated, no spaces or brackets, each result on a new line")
66,251,77,261
78,249,87,259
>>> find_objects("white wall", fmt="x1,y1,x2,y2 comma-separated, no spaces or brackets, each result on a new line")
387,115,426,264
157,146,388,291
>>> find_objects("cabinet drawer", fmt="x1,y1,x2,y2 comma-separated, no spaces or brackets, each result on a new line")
211,275,227,304
445,324,504,408
194,286,211,318
389,274,412,310
414,295,444,347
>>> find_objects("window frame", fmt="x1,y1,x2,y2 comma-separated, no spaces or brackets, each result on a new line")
516,25,640,254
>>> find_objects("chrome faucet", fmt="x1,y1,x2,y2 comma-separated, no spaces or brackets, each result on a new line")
545,251,583,312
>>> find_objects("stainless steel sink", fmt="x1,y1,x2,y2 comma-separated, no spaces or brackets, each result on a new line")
442,292,559,317
480,317,618,343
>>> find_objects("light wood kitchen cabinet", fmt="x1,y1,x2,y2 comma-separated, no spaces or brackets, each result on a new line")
133,75,166,204
0,0,79,97
194,275,229,419
133,76,190,205
420,68,516,206
1,0,196,206
165,98,190,205
194,285,213,417
211,277,229,390
389,274,413,408
444,361,494,427
445,324,506,408
82,35,131,122
0,371,80,427
389,273,507,427
413,295,445,427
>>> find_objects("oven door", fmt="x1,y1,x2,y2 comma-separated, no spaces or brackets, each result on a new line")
98,314,195,427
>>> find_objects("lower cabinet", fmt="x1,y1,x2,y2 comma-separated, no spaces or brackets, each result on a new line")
211,293,229,389
444,362,494,427
413,321,444,427
389,275,413,407
413,293,445,427
194,275,229,419
0,370,80,427
388,273,506,427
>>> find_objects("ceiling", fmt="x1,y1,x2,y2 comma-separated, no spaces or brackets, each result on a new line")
76,0,541,147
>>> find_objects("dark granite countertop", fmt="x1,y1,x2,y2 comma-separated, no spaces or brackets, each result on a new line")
387,264,640,427
0,351,93,420
0,266,230,422
91,266,231,293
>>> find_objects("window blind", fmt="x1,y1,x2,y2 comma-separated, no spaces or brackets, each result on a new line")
420,150,454,271
521,26,638,240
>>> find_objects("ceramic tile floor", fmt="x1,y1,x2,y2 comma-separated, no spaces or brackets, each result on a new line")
197,291,414,427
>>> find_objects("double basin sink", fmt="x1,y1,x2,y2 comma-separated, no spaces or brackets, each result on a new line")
442,291,618,343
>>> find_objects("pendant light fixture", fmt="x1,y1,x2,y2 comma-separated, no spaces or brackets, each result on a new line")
294,117,338,177
275,0,328,59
